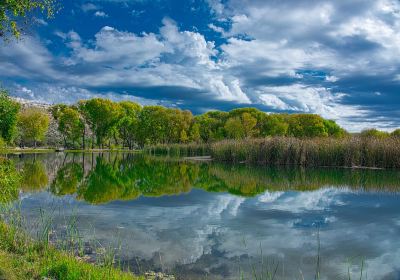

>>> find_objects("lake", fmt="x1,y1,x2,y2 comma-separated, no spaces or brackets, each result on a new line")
9,152,400,279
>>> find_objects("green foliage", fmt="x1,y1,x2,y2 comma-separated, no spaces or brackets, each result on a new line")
0,158,20,204
52,105,84,148
195,111,228,142
288,114,328,137
391,129,400,137
224,117,245,139
0,89,20,144
323,119,347,138
79,98,121,148
260,114,288,136
0,0,58,40
117,101,141,149
17,107,50,147
360,129,390,139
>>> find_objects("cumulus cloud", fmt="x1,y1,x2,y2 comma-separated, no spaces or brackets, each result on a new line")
1,0,400,130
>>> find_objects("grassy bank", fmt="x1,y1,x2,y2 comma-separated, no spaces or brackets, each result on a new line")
146,136,400,168
0,219,142,280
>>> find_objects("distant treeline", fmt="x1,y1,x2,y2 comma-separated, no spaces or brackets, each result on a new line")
0,88,399,149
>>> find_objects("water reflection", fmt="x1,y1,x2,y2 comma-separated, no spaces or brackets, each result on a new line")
10,153,400,279
12,153,400,203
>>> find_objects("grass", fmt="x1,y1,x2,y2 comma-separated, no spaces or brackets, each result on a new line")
146,136,400,169
0,212,143,280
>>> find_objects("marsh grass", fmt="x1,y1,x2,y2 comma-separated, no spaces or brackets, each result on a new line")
0,205,143,280
147,136,400,168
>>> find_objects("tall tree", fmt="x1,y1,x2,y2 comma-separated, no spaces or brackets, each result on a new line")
261,114,289,136
18,107,49,147
288,114,328,137
117,101,141,149
79,98,121,148
52,106,84,148
0,88,20,144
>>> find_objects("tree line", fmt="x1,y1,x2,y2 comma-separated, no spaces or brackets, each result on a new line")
0,89,399,149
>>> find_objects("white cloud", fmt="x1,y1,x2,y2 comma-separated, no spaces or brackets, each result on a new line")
81,3,99,12
94,11,109,18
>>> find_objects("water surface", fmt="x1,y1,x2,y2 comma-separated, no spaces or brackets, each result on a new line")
10,153,400,280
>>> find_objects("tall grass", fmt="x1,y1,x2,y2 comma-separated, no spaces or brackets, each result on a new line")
211,137,400,168
144,143,211,157
147,136,400,168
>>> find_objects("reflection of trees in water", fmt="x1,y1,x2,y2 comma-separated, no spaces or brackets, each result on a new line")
13,153,400,204
50,162,83,195
21,160,49,192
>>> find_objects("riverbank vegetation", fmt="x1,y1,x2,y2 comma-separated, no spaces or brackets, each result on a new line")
146,136,400,169
2,88,400,168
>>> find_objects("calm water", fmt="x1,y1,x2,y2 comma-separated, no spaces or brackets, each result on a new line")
9,153,400,279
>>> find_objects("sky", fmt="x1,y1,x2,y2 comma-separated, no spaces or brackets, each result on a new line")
1,0,400,131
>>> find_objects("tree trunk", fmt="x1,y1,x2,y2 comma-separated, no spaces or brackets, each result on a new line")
82,126,86,150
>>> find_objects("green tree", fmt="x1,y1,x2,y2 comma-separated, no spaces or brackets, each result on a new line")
195,111,228,142
360,129,389,138
288,114,328,137
260,114,288,136
0,0,58,40
0,88,20,144
18,107,50,147
391,129,400,137
136,106,169,146
53,106,84,148
323,119,347,138
79,98,121,148
117,101,141,149
224,117,245,139
189,122,201,142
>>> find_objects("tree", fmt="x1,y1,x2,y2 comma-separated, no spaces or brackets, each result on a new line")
53,106,84,148
225,117,245,139
117,101,141,149
136,106,169,146
0,88,20,144
323,119,347,138
79,98,121,148
0,0,58,40
288,114,328,137
390,129,400,137
360,129,389,138
260,114,288,136
195,111,228,142
18,107,49,147
189,122,201,142
241,112,257,137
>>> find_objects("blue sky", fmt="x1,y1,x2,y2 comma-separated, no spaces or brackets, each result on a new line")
1,0,400,131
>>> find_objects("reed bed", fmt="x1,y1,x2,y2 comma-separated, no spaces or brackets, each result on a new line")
146,136,400,168
144,142,211,157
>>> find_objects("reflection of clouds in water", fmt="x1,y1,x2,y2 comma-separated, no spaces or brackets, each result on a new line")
257,188,348,213
20,188,400,279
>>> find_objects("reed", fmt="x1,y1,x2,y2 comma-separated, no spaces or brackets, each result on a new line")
147,136,400,168
210,136,400,168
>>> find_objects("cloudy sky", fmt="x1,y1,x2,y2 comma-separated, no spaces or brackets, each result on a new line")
1,0,400,131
